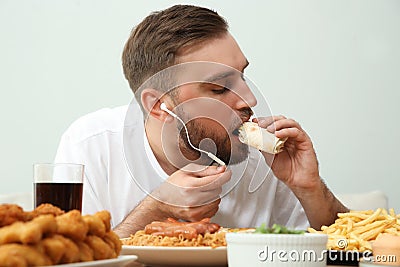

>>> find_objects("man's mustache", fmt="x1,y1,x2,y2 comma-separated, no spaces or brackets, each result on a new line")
238,108,253,122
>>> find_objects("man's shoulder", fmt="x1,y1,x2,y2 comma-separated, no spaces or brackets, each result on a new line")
62,105,130,144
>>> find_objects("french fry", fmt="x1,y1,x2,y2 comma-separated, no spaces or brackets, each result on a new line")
354,208,382,227
389,208,395,217
309,208,400,252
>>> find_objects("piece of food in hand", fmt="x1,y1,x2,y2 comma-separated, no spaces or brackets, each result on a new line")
238,122,287,154
255,223,305,234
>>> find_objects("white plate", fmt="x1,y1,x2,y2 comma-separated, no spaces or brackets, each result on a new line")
44,255,138,267
121,245,227,266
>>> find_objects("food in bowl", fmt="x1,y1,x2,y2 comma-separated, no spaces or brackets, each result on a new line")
226,225,327,267
255,223,305,234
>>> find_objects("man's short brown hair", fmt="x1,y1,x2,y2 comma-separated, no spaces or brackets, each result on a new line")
122,5,228,97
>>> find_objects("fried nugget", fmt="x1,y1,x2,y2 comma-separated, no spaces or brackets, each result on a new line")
103,231,122,255
54,235,80,264
37,234,80,264
94,210,111,232
56,210,88,241
0,244,52,266
0,214,57,245
75,240,94,262
36,234,66,264
85,235,116,260
28,203,65,218
82,214,106,237
0,204,29,227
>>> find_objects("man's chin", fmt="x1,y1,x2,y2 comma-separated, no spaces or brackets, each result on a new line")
220,143,249,165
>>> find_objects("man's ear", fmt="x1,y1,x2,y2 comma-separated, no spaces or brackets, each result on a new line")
141,89,173,122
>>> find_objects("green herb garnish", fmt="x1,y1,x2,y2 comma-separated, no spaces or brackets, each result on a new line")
254,223,305,234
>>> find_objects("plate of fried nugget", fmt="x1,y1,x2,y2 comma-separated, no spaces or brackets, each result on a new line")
0,203,137,267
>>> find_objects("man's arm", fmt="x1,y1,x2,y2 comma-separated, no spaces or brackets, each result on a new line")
256,116,348,229
114,196,167,237
114,164,231,238
290,178,348,229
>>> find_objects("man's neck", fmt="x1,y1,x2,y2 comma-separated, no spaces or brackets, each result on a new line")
145,119,179,176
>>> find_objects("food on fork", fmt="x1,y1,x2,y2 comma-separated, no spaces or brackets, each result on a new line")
0,203,122,266
308,208,400,252
238,121,287,154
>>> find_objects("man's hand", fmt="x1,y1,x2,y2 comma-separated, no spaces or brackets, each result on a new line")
153,164,231,221
253,116,348,230
254,116,319,191
114,164,231,237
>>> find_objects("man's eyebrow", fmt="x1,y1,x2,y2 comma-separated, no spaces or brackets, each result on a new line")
203,60,250,83
204,70,236,83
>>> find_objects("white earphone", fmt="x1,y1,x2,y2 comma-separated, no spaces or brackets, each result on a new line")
160,102,178,118
160,102,225,166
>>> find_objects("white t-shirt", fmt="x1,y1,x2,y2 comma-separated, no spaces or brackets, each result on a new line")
55,100,309,229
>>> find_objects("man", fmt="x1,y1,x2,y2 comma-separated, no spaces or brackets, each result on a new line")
55,5,348,238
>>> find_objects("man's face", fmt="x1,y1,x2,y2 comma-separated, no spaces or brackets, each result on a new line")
171,33,257,165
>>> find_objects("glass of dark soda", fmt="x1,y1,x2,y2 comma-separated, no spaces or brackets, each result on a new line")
33,163,84,212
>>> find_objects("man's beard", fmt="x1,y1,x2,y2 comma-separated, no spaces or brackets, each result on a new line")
177,115,249,165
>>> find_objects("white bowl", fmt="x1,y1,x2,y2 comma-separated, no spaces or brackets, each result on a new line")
226,232,328,267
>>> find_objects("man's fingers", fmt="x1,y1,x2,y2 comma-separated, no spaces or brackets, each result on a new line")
275,127,308,144
184,199,221,221
183,164,226,177
267,118,302,133
252,116,286,128
192,169,232,189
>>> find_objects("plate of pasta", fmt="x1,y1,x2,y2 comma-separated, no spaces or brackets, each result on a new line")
119,218,239,266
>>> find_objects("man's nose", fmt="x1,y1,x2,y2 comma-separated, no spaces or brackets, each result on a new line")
234,79,257,109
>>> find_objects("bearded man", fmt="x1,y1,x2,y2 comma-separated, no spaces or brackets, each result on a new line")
55,5,348,238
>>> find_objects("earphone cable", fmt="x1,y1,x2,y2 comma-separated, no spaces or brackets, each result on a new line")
173,115,225,166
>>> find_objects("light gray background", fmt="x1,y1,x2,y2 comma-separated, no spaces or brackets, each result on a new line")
1,0,399,211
